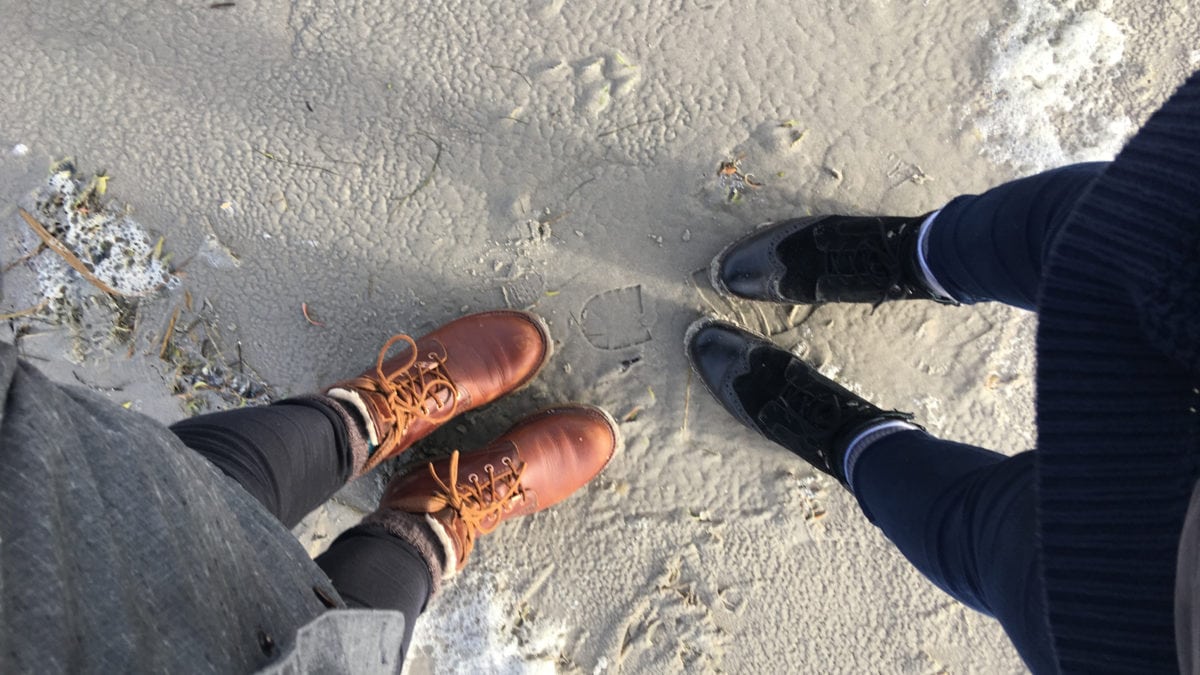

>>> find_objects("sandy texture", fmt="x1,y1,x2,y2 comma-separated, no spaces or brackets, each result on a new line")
2,0,1198,672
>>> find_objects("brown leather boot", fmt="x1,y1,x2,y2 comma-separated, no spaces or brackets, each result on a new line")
380,404,620,577
325,310,553,475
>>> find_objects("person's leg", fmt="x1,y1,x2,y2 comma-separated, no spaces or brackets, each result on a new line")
848,431,1054,673
170,311,554,528
315,517,444,656
169,396,364,528
922,162,1106,309
315,404,620,660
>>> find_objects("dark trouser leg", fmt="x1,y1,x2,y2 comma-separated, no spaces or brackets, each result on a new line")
925,162,1106,309
174,399,437,660
850,430,1055,674
314,524,433,656
169,397,355,528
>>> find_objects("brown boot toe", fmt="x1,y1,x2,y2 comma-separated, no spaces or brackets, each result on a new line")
437,310,554,409
324,310,553,474
380,404,620,575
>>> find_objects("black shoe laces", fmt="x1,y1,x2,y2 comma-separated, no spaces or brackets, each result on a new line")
755,361,877,474
824,221,909,308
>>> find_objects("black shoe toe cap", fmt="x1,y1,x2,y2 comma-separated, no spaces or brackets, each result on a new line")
712,241,776,300
685,319,759,396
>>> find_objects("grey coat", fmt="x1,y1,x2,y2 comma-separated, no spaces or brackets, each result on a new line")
0,342,404,673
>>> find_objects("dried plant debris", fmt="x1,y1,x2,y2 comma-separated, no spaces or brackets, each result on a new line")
3,161,176,359
715,154,763,203
28,160,176,305
4,162,270,414
160,298,271,414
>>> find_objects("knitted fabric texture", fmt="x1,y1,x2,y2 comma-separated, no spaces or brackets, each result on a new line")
361,509,446,598
291,394,372,478
1035,69,1200,672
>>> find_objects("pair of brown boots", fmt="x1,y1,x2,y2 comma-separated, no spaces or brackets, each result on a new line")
323,310,619,578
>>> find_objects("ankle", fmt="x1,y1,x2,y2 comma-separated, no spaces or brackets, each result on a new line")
313,394,375,478
361,508,450,597
839,418,922,490
913,210,960,304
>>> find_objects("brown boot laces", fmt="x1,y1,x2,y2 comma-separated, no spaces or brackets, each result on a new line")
367,334,460,451
428,449,528,562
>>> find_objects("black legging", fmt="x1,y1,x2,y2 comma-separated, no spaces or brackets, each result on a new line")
169,399,430,650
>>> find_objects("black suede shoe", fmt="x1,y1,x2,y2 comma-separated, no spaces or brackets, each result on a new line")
685,318,914,484
710,214,955,305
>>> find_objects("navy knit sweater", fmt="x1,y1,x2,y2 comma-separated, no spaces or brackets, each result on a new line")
1036,70,1200,672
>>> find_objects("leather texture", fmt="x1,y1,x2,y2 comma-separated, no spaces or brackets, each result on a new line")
711,214,940,305
686,318,912,484
380,404,619,571
324,310,552,471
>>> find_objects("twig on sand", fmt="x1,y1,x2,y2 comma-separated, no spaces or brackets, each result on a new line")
390,133,444,216
0,301,47,321
565,177,597,203
3,243,46,272
487,64,533,89
301,302,325,327
540,210,571,228
160,305,182,360
18,208,124,298
597,113,667,138
255,149,337,176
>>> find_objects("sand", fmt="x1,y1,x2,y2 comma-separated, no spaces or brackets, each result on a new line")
2,0,1198,672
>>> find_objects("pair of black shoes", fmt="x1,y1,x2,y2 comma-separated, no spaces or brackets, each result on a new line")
687,215,941,485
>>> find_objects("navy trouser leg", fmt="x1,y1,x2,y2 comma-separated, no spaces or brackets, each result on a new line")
925,162,1106,309
840,166,1112,672
852,431,1056,674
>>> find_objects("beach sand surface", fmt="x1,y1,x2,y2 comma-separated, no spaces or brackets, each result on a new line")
2,0,1197,672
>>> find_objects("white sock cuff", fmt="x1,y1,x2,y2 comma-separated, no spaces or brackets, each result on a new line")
424,515,460,581
915,210,956,303
327,388,380,448
842,419,921,492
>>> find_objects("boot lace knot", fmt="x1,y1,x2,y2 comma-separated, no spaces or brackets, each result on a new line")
367,334,459,448
428,450,528,560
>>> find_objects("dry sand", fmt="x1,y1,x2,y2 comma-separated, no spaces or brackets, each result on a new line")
2,0,1198,672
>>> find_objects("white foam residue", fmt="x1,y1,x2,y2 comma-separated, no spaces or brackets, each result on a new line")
407,570,567,675
29,167,175,308
11,143,28,157
978,0,1132,171
13,163,179,356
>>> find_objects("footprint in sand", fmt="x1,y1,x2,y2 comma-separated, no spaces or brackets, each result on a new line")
531,51,641,118
580,285,656,350
613,547,730,672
